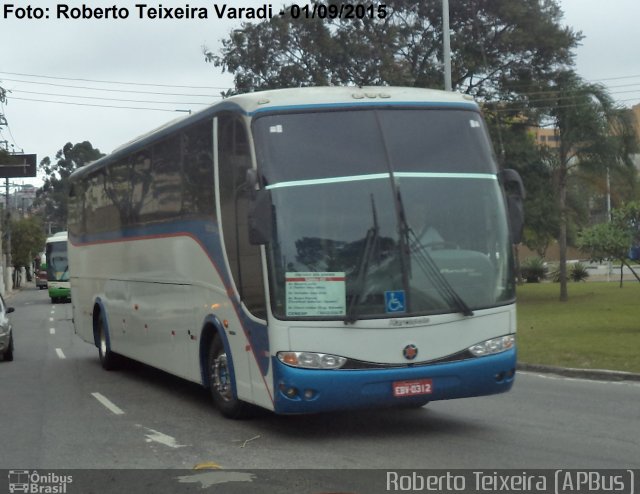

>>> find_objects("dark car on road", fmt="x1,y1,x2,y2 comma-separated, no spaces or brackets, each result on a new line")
0,294,15,361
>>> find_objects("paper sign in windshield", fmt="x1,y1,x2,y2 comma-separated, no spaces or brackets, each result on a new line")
285,272,346,317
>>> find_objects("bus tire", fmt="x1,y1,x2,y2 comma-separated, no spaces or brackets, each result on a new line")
207,334,249,419
97,314,118,371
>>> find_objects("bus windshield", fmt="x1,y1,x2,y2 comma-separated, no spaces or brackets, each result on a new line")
46,241,69,282
253,108,515,321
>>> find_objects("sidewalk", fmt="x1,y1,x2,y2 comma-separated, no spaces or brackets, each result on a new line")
3,278,34,300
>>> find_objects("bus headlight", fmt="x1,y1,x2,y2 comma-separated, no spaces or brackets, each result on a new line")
277,351,347,369
468,335,515,357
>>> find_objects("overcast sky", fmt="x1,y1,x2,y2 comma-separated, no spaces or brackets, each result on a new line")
1,0,639,188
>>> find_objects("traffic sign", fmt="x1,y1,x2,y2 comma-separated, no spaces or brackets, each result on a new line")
0,153,37,177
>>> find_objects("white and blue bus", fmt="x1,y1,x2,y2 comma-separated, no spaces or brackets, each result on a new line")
68,87,524,417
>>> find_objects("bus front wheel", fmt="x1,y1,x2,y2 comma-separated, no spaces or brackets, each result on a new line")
207,334,249,419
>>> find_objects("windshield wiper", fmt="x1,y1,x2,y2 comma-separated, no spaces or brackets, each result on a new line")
395,188,474,317
408,227,474,317
344,194,380,324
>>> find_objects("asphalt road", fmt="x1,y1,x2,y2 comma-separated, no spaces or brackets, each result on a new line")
1,285,638,492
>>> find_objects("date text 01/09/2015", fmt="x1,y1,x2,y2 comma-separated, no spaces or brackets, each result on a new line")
287,3,387,20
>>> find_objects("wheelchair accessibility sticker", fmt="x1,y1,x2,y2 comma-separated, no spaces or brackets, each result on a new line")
385,290,406,314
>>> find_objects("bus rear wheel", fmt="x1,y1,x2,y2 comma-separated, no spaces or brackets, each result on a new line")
97,315,117,370
207,334,249,419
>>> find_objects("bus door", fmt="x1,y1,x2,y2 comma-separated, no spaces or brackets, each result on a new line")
216,113,269,405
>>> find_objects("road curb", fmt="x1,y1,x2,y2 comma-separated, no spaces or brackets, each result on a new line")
518,363,640,382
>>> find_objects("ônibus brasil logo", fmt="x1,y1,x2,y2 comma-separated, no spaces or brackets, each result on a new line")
8,470,73,493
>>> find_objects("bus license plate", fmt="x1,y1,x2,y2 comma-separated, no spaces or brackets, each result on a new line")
393,379,433,397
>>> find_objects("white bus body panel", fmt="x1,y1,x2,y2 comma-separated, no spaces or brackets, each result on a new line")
70,235,268,408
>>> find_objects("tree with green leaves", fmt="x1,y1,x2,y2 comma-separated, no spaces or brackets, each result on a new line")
534,72,639,300
206,0,581,99
578,202,640,287
483,113,559,258
10,216,47,286
35,141,104,232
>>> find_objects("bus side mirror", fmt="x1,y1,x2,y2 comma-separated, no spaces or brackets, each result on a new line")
499,169,525,245
248,189,273,245
246,169,258,197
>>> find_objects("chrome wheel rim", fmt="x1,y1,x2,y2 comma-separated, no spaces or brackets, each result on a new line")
212,352,233,402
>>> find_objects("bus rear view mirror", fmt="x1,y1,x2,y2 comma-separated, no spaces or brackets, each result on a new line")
248,189,273,245
499,169,525,245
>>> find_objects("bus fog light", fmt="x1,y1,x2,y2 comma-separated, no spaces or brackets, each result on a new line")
277,351,347,369
469,335,515,357
279,384,299,398
286,387,298,398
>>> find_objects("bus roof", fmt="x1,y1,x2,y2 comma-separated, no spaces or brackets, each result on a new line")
46,231,68,243
221,86,477,115
71,86,478,182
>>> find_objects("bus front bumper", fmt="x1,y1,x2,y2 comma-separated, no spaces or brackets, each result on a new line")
272,347,516,414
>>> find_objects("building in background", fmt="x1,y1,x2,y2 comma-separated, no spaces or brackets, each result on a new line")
530,126,561,151
8,183,37,217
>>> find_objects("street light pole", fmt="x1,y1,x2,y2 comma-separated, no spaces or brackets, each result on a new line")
4,177,10,290
443,0,452,91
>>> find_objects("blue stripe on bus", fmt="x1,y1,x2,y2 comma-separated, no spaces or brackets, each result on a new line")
69,220,271,378
272,347,516,414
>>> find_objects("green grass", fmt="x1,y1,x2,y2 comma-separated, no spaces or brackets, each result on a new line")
516,282,640,373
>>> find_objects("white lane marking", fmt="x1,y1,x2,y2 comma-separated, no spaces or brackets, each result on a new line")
138,425,186,448
92,392,125,415
49,317,54,322
55,348,66,359
50,328,56,335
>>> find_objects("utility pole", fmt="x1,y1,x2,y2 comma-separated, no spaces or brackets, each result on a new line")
443,0,452,91
0,142,5,295
606,166,612,281
5,177,10,289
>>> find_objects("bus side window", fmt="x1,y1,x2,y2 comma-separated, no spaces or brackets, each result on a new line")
218,114,267,319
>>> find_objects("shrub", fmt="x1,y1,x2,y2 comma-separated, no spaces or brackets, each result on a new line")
569,262,590,282
521,257,547,283
550,262,590,282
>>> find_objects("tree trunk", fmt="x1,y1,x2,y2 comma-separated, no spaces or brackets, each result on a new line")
619,262,624,288
558,165,568,301
514,245,522,284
